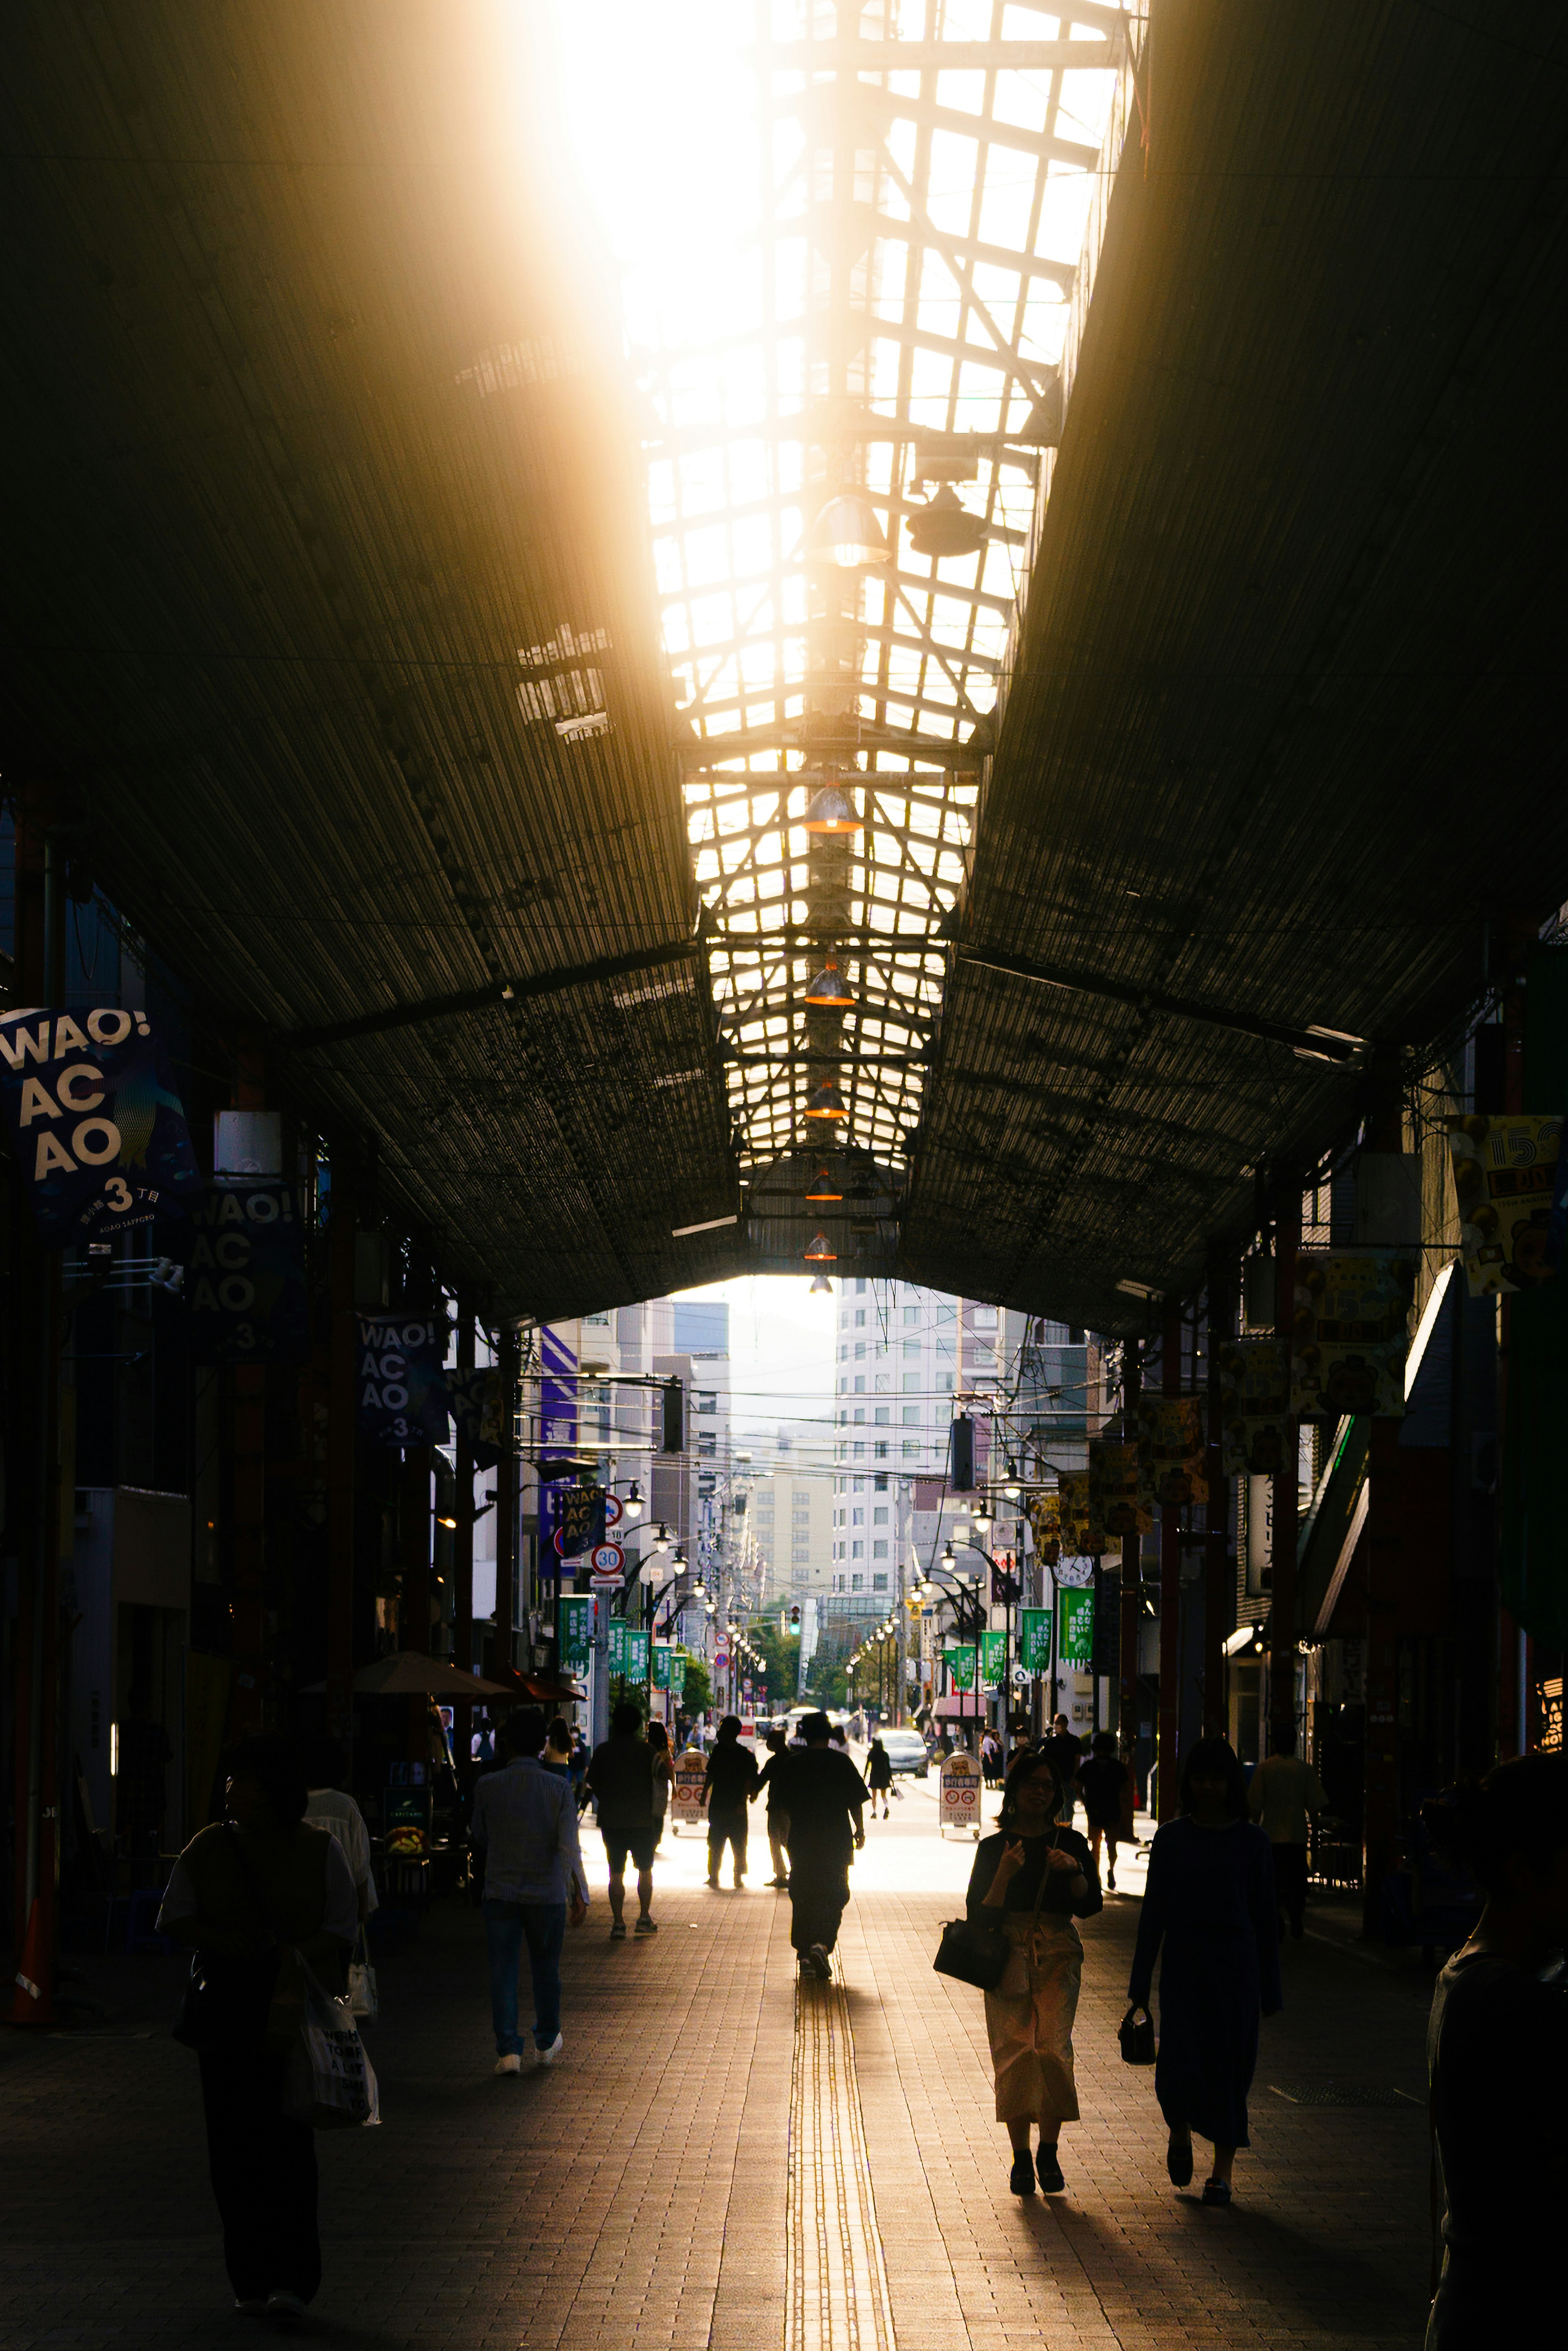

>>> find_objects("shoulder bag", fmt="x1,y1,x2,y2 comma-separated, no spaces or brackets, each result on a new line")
933,1832,1056,1992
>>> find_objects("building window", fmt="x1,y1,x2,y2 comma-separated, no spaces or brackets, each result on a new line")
833,1573,846,1593
697,1432,717,1456
855,1309,866,1326
852,1442,864,1458
873,1473,888,1491
874,1441,889,1458
902,1406,918,1425
904,1307,919,1325
902,1339,920,1357
872,1506,888,1525
851,1541,864,1559
854,1340,866,1359
872,1572,888,1591
696,1390,717,1414
874,1407,889,1424
851,1508,864,1527
851,1574,863,1592
854,1377,866,1394
875,1376,889,1394
902,1440,920,1458
853,1407,866,1424
872,1538,889,1559
855,1279,866,1294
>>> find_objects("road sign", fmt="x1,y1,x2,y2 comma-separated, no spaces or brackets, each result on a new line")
602,1494,623,1528
590,1542,624,1576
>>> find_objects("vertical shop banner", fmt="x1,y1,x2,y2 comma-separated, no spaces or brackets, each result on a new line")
558,1594,593,1674
187,1182,309,1364
1446,1114,1562,1295
1056,1472,1098,1555
1136,1395,1209,1509
0,1005,205,1245
539,1323,578,1456
623,1630,650,1683
1291,1250,1418,1418
652,1642,673,1692
1215,1338,1292,1476
606,1620,628,1674
1087,1440,1148,1543
944,1645,977,1692
1059,1588,1095,1665
540,1481,606,1564
980,1629,1007,1686
1019,1608,1054,1673
1028,1492,1061,1561
356,1314,450,1448
449,1365,508,1469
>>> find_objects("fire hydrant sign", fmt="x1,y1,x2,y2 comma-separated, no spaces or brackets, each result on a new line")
0,1005,205,1244
939,1752,982,1837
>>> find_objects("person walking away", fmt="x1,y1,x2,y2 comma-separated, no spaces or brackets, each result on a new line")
541,1719,573,1779
299,1736,379,1924
569,1731,590,1812
771,1712,868,1978
1041,1714,1082,1825
1248,1719,1330,1939
1422,1754,1568,2349
968,1750,1101,2197
647,1721,674,1848
470,1708,588,2073
158,1734,357,2328
703,1715,760,1888
1076,1731,1131,1891
866,1736,893,1820
587,1702,661,1937
1128,1735,1281,2206
756,1728,792,1886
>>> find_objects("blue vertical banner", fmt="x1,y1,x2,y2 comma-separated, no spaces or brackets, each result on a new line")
356,1313,450,1449
187,1183,310,1364
0,1005,205,1244
539,1323,578,1457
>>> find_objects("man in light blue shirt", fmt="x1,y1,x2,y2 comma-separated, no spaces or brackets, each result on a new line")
471,1707,588,2073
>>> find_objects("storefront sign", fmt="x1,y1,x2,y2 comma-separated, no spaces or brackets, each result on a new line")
1447,1114,1562,1295
606,1620,628,1673
356,1314,449,1448
980,1629,1007,1686
652,1642,674,1691
1056,1472,1098,1555
541,1481,606,1563
1292,1250,1418,1418
672,1751,707,1826
1029,1492,1061,1561
1215,1338,1292,1476
1059,1588,1095,1665
938,1752,981,1834
623,1629,650,1682
1019,1607,1054,1673
0,1005,205,1245
384,1786,432,1859
187,1182,309,1364
558,1594,593,1673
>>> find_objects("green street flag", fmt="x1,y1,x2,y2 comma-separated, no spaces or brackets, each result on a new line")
653,1643,673,1691
558,1594,592,1673
981,1629,1007,1686
1060,1588,1095,1665
624,1629,650,1682
1019,1608,1054,1674
944,1645,977,1692
607,1620,627,1673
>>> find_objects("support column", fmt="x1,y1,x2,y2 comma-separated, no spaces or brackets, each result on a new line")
1118,1343,1142,1746
325,1169,357,1763
1362,1053,1404,1934
1270,1182,1302,1740
1157,1303,1181,1821
229,1036,268,1739
1495,916,1532,1756
452,1296,476,1765
1203,1249,1232,1734
494,1324,519,1675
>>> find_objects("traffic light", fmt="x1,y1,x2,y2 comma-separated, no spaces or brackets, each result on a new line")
949,1409,973,1490
789,1603,801,1631
661,1376,684,1453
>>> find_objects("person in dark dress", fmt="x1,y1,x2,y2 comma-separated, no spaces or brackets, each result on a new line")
865,1736,893,1820
1041,1715,1083,1824
756,1729,793,1886
702,1715,760,1888
1423,1754,1568,2350
967,1750,1101,2197
1076,1731,1131,1890
1128,1735,1281,2206
771,1712,868,1976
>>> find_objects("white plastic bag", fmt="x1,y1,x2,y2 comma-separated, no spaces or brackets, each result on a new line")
282,1958,380,2129
347,1930,379,2022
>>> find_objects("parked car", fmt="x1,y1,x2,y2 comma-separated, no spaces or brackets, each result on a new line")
878,1728,930,1780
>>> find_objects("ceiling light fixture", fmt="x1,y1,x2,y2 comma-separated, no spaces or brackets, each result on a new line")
802,485,891,570
805,1167,842,1201
906,484,987,560
803,1230,836,1262
808,1270,834,1295
802,780,863,834
804,1080,847,1121
803,956,855,1007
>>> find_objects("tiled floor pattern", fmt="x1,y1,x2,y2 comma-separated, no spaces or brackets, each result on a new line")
2,1803,1432,2349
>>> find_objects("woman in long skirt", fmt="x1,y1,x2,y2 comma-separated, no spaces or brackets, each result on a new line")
1127,1736,1281,2206
966,1750,1102,2197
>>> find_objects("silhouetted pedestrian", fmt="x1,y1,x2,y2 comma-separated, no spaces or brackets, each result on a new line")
587,1702,660,1938
1248,1719,1329,1939
472,1708,588,2073
1076,1731,1130,1891
703,1715,760,1888
771,1712,867,1977
756,1728,792,1886
866,1736,893,1819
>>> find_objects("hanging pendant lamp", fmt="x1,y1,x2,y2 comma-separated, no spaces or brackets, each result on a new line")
802,485,891,569
802,781,863,834
808,1270,834,1295
906,485,987,560
803,1230,837,1262
804,1079,847,1120
803,955,855,1007
805,1166,842,1201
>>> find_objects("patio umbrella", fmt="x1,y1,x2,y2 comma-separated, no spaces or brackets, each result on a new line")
351,1654,513,1700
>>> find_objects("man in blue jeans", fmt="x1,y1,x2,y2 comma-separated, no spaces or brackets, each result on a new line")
470,1707,588,2075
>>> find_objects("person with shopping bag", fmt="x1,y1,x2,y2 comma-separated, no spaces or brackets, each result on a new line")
158,1733,359,2329
964,1749,1101,2197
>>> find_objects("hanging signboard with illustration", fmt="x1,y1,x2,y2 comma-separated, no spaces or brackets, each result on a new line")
557,1594,593,1674
1019,1608,1054,1673
541,1481,605,1567
1291,1250,1418,1419
0,1005,205,1245
187,1182,309,1364
943,1645,977,1692
1029,1492,1061,1562
1087,1440,1148,1543
1446,1114,1562,1296
1214,1338,1292,1476
1059,1588,1095,1665
1136,1395,1208,1509
356,1314,450,1448
1056,1472,1099,1555
449,1365,509,1469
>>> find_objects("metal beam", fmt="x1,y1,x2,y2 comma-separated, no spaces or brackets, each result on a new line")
290,939,699,1051
954,946,1368,1063
764,40,1120,73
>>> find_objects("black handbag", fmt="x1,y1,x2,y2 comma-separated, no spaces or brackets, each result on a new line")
933,1832,1055,1992
1118,2003,1156,2064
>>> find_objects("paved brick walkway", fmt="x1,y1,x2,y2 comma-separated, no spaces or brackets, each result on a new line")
2,1810,1431,2350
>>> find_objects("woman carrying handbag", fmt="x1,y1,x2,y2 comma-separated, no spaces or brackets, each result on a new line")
964,1750,1102,2196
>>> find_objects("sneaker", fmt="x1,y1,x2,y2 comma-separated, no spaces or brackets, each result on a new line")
493,2054,522,2077
264,2292,306,2331
1036,2144,1065,2193
634,1915,657,1935
610,1921,627,1940
1009,2151,1036,2197
1201,2178,1233,2208
806,1943,832,1980
534,2033,564,2066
